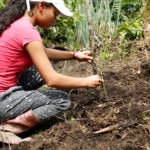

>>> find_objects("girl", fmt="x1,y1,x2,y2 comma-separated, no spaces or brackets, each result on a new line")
0,0,103,144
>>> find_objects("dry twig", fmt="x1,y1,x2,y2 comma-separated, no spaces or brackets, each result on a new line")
94,120,137,134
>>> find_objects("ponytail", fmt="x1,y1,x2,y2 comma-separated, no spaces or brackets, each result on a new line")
0,0,34,36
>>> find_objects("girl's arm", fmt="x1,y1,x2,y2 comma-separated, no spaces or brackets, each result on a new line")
45,47,75,60
45,48,93,63
25,41,103,89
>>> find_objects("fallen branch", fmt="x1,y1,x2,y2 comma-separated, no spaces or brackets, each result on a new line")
94,120,137,134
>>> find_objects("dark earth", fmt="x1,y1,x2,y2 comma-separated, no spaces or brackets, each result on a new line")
0,39,150,150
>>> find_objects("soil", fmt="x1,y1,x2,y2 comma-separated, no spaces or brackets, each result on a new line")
0,40,150,150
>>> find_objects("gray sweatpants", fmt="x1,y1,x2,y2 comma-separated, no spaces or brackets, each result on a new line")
0,65,71,123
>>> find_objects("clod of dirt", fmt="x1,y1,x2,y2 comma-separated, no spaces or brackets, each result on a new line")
140,60,150,76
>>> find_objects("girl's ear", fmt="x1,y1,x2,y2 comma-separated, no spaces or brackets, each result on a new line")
38,2,44,13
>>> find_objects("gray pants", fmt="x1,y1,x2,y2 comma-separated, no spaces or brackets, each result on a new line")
0,65,71,123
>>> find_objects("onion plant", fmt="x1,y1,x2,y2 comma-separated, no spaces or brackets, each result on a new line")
42,0,145,53
0,0,145,55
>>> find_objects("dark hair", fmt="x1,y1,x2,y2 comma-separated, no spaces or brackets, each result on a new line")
0,0,53,36
0,0,37,36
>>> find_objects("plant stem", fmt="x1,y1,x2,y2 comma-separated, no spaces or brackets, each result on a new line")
83,0,98,75
83,0,95,50
83,0,109,100
98,69,109,101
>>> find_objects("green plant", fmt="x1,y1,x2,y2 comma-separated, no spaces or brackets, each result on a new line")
0,0,5,10
117,18,144,41
39,0,83,49
39,0,145,57
142,112,148,121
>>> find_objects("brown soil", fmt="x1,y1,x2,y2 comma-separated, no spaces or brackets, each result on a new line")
0,41,150,150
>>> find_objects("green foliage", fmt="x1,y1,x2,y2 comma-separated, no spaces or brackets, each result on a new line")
82,0,144,49
39,0,145,55
111,0,144,22
0,0,5,10
110,0,144,35
117,18,144,41
39,0,83,49
99,51,115,61
0,0,146,58
142,112,148,121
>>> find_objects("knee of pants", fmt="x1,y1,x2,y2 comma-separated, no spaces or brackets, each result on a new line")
57,92,71,111
0,107,7,122
63,98,71,111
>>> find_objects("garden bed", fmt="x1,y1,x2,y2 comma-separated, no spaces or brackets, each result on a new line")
0,42,150,150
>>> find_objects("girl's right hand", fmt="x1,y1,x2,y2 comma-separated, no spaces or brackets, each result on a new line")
85,75,104,88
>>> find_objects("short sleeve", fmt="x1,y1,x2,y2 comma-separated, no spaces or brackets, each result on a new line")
12,17,42,47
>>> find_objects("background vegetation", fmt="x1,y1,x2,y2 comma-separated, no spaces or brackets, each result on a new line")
42,0,146,60
0,0,147,58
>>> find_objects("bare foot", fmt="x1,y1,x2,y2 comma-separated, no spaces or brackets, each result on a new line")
0,131,32,144
0,123,29,134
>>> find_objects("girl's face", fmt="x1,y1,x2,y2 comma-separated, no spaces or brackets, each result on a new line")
36,4,60,29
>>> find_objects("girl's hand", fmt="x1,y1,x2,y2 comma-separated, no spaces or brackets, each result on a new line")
85,75,104,88
73,50,93,63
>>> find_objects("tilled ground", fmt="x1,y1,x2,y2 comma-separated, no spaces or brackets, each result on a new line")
0,45,150,150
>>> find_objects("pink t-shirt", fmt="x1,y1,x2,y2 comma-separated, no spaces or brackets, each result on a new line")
0,17,42,93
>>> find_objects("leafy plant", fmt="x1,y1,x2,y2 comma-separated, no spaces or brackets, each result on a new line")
0,0,5,10
39,0,83,49
117,18,144,41
40,0,145,55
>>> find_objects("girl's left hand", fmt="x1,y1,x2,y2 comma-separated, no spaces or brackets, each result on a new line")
73,50,93,63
